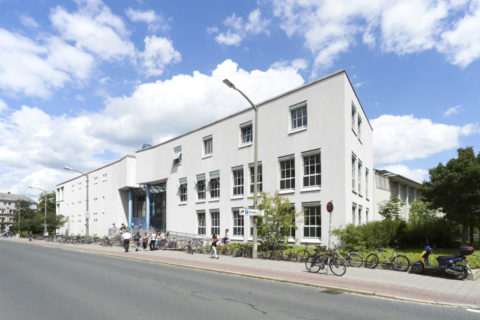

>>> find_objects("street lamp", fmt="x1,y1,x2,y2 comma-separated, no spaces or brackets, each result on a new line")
28,186,48,235
64,166,89,237
223,79,259,259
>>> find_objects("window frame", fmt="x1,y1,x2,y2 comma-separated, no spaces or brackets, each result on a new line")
203,135,213,157
232,167,244,197
279,156,295,191
249,163,263,194
197,211,206,235
196,175,206,201
289,101,307,132
351,102,357,134
240,121,253,146
302,150,321,188
179,181,187,202
352,153,357,193
232,208,244,237
210,210,220,236
303,202,321,239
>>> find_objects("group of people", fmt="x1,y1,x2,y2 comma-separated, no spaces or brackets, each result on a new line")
114,222,230,259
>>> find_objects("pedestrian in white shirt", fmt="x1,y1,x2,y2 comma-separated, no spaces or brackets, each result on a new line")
122,230,132,252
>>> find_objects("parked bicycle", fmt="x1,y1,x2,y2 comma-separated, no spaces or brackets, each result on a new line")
305,244,346,276
364,247,410,271
342,246,363,267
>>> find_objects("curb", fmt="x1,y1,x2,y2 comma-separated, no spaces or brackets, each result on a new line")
6,239,480,309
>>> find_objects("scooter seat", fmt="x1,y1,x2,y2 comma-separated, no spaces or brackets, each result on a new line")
436,255,458,262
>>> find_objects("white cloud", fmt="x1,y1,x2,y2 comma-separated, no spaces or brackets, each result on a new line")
270,0,480,73
443,104,462,117
141,35,181,77
379,164,428,183
0,59,305,192
20,15,39,28
125,7,167,32
0,98,7,112
50,1,135,61
213,9,270,46
0,29,95,98
372,114,479,164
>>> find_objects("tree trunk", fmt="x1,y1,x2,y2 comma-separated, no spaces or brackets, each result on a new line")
470,223,475,246
461,223,468,244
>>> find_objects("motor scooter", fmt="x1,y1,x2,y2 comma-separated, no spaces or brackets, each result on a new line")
411,245,474,280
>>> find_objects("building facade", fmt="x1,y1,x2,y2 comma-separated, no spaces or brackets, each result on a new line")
0,192,37,233
373,169,421,221
57,70,374,244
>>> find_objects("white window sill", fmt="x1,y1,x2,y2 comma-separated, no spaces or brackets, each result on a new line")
300,187,321,193
202,154,212,159
232,236,244,241
278,190,295,195
178,202,187,206
287,237,296,243
288,127,307,135
301,238,321,244
239,143,252,149
196,200,206,204
231,196,244,200
209,199,220,203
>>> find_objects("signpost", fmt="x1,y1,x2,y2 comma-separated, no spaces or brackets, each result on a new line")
326,201,334,250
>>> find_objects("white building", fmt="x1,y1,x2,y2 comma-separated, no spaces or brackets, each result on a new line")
373,169,422,220
57,70,374,244
0,192,37,233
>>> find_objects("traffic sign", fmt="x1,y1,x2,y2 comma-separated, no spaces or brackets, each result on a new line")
239,208,264,216
326,201,334,213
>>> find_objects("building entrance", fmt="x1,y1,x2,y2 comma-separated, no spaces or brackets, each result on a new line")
131,184,166,231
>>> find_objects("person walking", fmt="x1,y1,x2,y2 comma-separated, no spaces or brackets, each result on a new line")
142,232,148,251
133,231,141,251
210,234,219,259
122,230,132,252
150,231,157,251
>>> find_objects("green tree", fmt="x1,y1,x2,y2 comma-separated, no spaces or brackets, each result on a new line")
256,192,298,251
378,196,405,220
421,147,480,244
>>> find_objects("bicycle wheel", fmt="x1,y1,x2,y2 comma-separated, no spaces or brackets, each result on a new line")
297,249,310,262
305,255,320,273
365,253,379,269
329,257,347,276
347,252,363,267
392,255,410,271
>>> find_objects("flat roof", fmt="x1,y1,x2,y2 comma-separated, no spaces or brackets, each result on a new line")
137,69,372,154
57,155,135,186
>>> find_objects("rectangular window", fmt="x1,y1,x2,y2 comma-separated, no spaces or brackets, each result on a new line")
358,161,362,196
196,174,206,200
232,167,244,196
352,154,356,193
179,177,187,202
197,211,206,235
280,157,295,190
240,121,252,144
290,102,307,130
209,171,220,199
203,135,213,156
366,208,369,223
232,209,244,236
352,102,357,133
365,169,369,199
358,116,362,140
249,164,263,193
303,150,321,188
303,203,321,238
289,204,296,238
358,205,362,225
210,210,220,235
352,203,357,225
173,145,182,166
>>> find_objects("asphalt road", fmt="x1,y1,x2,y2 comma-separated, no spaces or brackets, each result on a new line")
0,240,478,320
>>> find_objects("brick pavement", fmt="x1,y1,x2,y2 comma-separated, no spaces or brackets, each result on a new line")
5,238,480,308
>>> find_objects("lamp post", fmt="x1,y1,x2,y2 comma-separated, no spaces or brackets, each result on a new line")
28,186,48,235
223,79,259,259
64,166,89,237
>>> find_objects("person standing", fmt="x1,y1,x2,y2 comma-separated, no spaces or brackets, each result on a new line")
122,230,132,252
133,232,141,251
150,231,157,251
222,228,230,245
210,234,219,259
142,232,148,251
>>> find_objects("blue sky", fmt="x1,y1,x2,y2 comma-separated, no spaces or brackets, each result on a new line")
0,0,479,199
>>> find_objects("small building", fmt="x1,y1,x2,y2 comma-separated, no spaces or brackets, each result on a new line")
57,69,374,245
0,192,37,233
373,169,422,221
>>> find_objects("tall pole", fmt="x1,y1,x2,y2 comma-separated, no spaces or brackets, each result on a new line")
29,186,48,235
64,166,89,237
223,79,258,259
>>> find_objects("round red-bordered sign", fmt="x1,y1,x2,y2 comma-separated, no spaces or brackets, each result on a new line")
326,201,334,213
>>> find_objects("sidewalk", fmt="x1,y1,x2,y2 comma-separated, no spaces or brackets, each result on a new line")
5,238,480,308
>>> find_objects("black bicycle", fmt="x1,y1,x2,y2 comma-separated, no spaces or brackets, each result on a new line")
365,247,410,271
